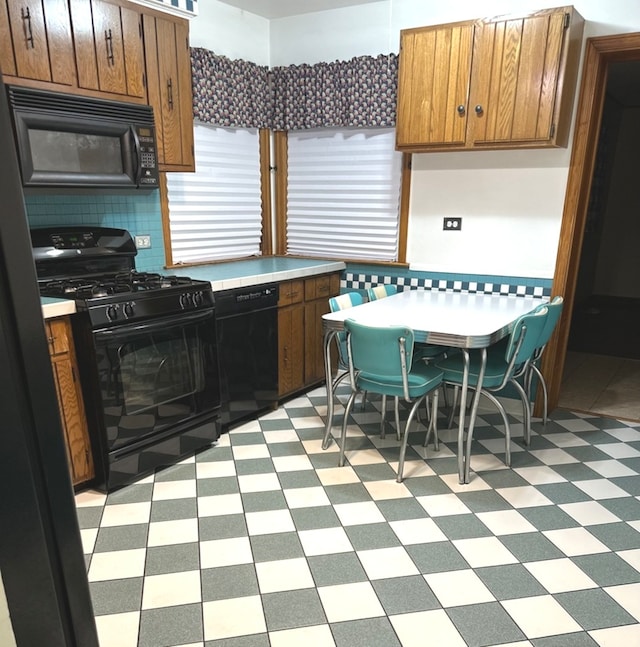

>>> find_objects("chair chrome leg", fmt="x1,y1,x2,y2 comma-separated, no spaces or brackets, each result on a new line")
530,364,548,426
338,390,358,467
394,396,401,441
380,394,387,438
480,390,511,467
397,394,427,483
511,378,532,446
422,390,440,452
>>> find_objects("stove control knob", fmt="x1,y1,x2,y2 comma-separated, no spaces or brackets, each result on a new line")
193,291,203,307
180,293,193,309
123,302,135,318
106,305,119,322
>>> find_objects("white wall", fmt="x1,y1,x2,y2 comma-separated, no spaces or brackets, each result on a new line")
192,1,640,278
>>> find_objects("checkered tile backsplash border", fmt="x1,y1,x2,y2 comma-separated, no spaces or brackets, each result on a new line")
343,270,551,299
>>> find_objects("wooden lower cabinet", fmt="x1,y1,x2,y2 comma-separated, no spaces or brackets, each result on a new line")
46,317,94,487
278,272,341,398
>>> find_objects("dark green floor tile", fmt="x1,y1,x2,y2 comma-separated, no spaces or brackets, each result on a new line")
75,506,103,529
510,451,548,469
295,426,326,441
260,418,294,431
278,470,321,489
532,632,599,646
448,601,526,647
138,603,203,647
457,489,514,512
268,441,306,457
352,462,399,482
229,431,267,446
372,575,440,614
572,552,640,586
201,564,259,601
280,405,318,418
433,513,493,540
150,497,198,522
620,458,640,474
331,617,401,647
535,482,591,505
324,483,371,505
197,476,240,497
555,589,636,630
90,577,143,615
476,564,547,600
205,634,270,647
199,514,247,541
611,476,640,496
93,523,148,553
550,462,602,481
345,522,401,550
145,542,200,576
291,505,341,530
234,458,275,475
599,496,640,522
587,521,640,550
197,445,233,462
308,552,367,586
401,475,453,496
249,532,304,562
500,532,565,563
309,451,344,469
565,446,614,462
406,541,469,573
153,462,196,481
241,490,287,512
376,498,429,522
105,482,153,504
262,589,326,631
476,469,530,489
519,505,581,531
418,455,460,476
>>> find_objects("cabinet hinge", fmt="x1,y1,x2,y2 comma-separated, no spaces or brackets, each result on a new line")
71,366,77,383
139,20,142,38
564,12,570,29
550,122,556,138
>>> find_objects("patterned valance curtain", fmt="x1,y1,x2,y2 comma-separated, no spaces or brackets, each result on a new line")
190,48,398,131
191,47,272,128
271,54,398,130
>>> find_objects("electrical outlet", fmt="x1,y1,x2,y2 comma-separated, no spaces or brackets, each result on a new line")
135,235,151,249
443,217,462,231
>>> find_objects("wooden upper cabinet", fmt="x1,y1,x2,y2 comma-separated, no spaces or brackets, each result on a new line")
142,11,194,171
70,0,145,99
396,21,473,148
3,0,75,85
396,6,584,152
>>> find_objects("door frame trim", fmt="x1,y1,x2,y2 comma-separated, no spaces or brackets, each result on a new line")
544,32,640,411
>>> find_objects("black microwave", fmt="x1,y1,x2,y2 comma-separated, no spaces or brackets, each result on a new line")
7,85,160,190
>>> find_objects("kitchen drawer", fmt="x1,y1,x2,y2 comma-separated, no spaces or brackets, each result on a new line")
278,279,304,306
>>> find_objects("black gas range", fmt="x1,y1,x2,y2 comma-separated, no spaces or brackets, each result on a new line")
31,226,222,492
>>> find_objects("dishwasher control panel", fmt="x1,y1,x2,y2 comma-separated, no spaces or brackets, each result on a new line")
215,284,279,318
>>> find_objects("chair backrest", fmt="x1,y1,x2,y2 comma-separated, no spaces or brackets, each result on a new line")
534,296,564,352
329,292,364,313
367,284,397,301
503,307,549,375
344,318,414,398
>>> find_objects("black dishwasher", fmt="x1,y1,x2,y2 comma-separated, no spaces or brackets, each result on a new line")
215,284,279,429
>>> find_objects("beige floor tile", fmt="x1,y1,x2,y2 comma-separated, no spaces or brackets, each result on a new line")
94,611,139,647
389,610,466,647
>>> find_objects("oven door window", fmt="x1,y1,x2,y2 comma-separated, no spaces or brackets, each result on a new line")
93,311,219,452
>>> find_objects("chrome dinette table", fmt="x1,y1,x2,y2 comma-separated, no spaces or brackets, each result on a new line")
321,289,548,484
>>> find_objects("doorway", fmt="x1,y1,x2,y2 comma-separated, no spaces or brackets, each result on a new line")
543,33,640,421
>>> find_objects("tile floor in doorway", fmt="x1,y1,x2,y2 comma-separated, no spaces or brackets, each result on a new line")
76,385,640,647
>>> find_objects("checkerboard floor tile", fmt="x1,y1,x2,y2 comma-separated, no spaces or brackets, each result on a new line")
76,387,640,647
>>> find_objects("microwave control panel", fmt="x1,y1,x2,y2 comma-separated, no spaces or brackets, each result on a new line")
136,126,159,186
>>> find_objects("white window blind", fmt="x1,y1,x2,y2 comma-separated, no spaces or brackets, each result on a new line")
286,127,402,261
166,123,262,264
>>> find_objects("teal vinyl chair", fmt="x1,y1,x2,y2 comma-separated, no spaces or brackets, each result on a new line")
526,297,564,427
367,284,398,301
339,318,443,482
322,292,365,449
434,307,548,483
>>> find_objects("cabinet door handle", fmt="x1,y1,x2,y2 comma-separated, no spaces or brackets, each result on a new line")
21,6,34,49
457,104,466,115
105,29,114,65
167,78,174,109
474,104,483,115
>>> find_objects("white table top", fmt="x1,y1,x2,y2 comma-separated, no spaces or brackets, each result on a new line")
322,290,548,348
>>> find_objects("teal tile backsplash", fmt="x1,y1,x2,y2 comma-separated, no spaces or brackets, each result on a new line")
25,191,166,272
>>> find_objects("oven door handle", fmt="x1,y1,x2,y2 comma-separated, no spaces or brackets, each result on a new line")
94,308,215,339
